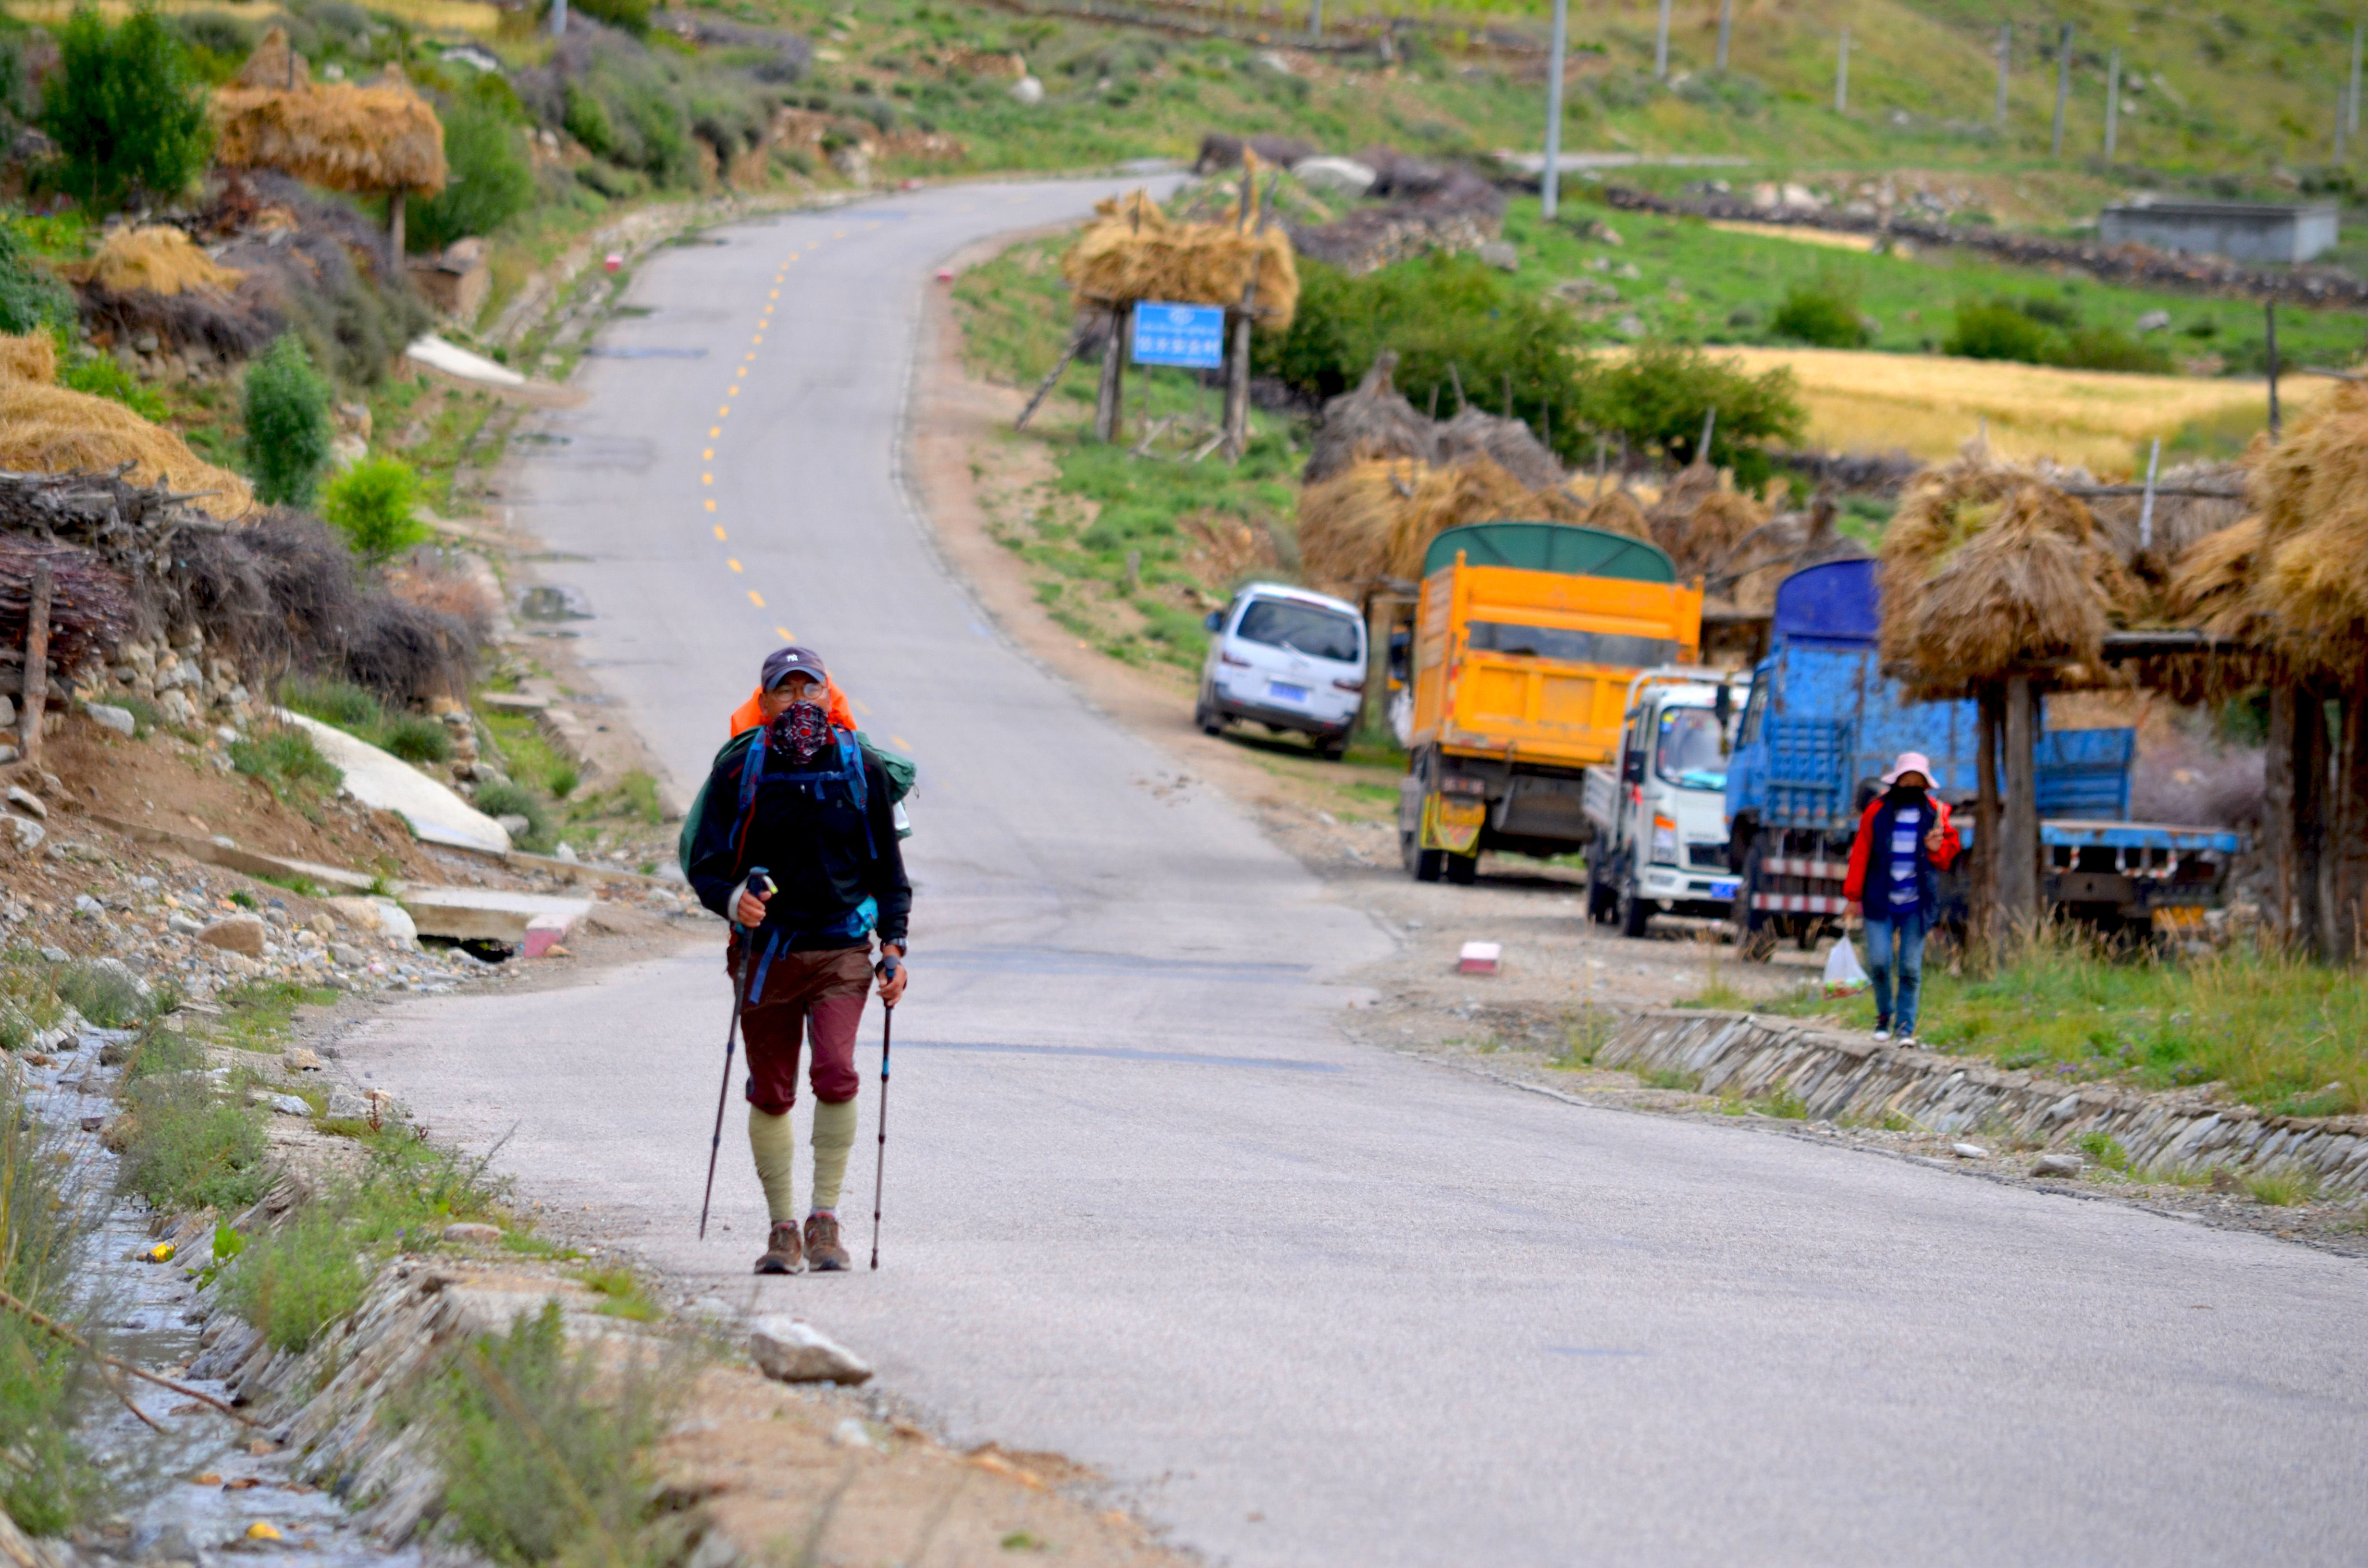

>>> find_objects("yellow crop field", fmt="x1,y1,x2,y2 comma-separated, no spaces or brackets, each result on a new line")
12,0,501,35
1705,221,1880,255
1707,347,2340,474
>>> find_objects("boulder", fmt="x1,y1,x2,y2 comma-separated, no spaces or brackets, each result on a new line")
442,1222,503,1245
747,1316,872,1384
197,914,268,956
86,703,137,738
1291,155,1377,197
1009,74,1043,105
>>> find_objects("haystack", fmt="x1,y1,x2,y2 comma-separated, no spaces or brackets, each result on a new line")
1297,454,1585,594
73,226,244,297
1879,443,2131,697
1062,181,1298,330
1644,462,1769,581
212,33,445,250
2244,380,2368,666
0,333,256,519
1304,353,1565,488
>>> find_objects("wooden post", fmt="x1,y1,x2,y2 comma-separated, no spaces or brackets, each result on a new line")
389,187,407,258
1093,303,1126,443
1541,0,1569,220
2330,681,2368,963
2103,49,2120,161
1222,256,1261,462
2266,301,2282,441
1833,26,1849,114
1716,0,1733,72
18,558,50,770
2265,682,2328,955
1998,673,2040,945
1653,0,1671,79
2050,24,2072,158
1974,680,2003,963
1995,24,2010,129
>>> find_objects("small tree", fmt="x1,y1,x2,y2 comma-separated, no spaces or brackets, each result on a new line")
1574,343,1806,487
40,6,213,214
0,217,73,336
410,87,536,255
322,456,427,562
242,334,334,508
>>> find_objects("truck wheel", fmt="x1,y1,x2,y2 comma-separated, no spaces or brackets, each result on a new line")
1586,858,1615,924
1618,875,1652,938
1445,852,1479,885
1732,850,1778,962
1403,832,1444,882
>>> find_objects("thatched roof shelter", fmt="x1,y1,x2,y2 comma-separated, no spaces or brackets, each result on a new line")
1062,182,1298,330
1878,443,2135,700
0,333,256,519
212,32,445,252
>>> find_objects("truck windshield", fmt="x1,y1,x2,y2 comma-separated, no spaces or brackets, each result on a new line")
1656,706,1729,790
1236,600,1361,662
1468,622,1676,667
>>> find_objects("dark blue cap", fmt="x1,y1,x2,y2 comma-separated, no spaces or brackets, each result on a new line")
760,645,828,690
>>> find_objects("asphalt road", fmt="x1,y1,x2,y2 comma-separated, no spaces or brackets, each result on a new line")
344,179,2368,1567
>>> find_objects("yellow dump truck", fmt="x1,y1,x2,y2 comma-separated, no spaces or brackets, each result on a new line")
1393,522,1705,882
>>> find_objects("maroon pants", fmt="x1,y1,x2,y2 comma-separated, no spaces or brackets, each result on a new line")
732,943,871,1114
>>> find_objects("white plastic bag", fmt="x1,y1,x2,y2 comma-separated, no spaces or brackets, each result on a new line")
1822,933,1870,996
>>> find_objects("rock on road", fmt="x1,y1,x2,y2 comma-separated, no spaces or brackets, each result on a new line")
343,179,2368,1566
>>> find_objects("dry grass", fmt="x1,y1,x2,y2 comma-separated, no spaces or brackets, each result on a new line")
1062,178,1298,331
2240,380,2368,668
1705,347,2334,471
13,0,498,35
0,332,256,518
1297,453,1585,593
1706,220,1880,253
0,333,56,384
1645,463,1768,580
68,225,244,297
213,39,446,195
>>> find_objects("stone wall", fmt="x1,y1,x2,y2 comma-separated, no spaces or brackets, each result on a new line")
1598,1009,2368,1196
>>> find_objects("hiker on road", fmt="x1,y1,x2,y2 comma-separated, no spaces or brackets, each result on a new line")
689,645,910,1275
1843,750,1958,1047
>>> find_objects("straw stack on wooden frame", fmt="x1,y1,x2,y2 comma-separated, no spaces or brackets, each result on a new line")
1061,171,1299,330
1297,454,1587,593
1879,443,2132,698
0,333,256,519
211,32,446,198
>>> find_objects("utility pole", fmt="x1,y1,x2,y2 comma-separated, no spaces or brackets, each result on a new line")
1835,27,1850,113
2051,23,2073,158
1716,0,1733,72
1655,0,1672,80
1542,0,1570,220
551,0,566,35
2350,21,2365,141
2104,49,2120,162
1996,24,2010,130
1307,0,1320,39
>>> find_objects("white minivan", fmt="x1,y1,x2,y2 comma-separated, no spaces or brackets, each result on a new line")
1196,583,1368,760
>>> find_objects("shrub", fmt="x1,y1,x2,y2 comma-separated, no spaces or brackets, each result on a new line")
284,675,383,733
40,6,214,213
411,87,537,256
220,1199,369,1351
57,351,168,418
1573,342,1806,487
0,218,73,337
571,0,653,34
429,1300,685,1568
53,959,151,1029
117,1075,271,1213
1944,298,2057,363
475,779,550,844
380,712,453,764
322,455,427,562
229,723,343,798
0,1063,95,1533
243,334,334,508
1770,278,1871,349
2053,325,2173,374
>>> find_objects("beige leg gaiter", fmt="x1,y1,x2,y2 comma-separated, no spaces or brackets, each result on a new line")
747,1106,798,1225
810,1097,859,1214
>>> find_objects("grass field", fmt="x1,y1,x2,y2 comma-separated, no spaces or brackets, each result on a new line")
1751,933,2368,1118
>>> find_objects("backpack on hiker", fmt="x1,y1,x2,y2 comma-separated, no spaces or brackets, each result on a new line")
676,723,915,880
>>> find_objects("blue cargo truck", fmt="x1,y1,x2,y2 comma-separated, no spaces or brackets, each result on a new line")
1722,560,2241,956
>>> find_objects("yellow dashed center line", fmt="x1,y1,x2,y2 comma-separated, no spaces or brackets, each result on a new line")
704,499,717,512
702,473,713,485
769,290,779,299
775,625,794,640
727,559,743,573
713,525,728,540
851,697,872,716
890,735,912,751
702,448,714,460
709,426,722,438
718,405,731,416
747,590,765,608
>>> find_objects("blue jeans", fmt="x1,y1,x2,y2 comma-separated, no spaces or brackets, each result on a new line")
1863,907,1927,1034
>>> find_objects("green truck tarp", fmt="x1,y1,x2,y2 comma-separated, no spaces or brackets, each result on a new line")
1422,522,1677,583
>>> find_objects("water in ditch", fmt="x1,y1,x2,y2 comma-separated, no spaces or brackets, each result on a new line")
32,1024,421,1568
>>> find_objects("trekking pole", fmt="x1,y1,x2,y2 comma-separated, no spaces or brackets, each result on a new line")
870,956,899,1271
699,870,770,1241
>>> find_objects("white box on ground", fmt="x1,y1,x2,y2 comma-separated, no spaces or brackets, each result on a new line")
1458,941,1502,975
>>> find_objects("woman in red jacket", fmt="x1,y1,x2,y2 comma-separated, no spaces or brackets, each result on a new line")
1843,752,1960,1044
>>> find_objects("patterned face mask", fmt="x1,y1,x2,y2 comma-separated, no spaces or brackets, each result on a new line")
767,699,832,767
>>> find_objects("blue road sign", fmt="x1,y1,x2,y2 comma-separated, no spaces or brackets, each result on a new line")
1131,301,1227,368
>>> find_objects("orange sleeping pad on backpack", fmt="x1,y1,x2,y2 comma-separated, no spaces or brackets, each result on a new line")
728,677,856,737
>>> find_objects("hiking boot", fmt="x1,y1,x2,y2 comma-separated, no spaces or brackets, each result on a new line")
803,1212,850,1273
755,1221,804,1275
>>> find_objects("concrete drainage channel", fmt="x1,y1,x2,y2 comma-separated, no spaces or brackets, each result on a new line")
1599,1008,2368,1195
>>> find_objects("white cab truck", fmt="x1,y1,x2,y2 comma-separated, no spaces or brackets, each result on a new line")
1582,668,1751,938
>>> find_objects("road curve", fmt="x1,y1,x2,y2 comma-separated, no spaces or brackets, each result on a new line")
343,179,2368,1567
